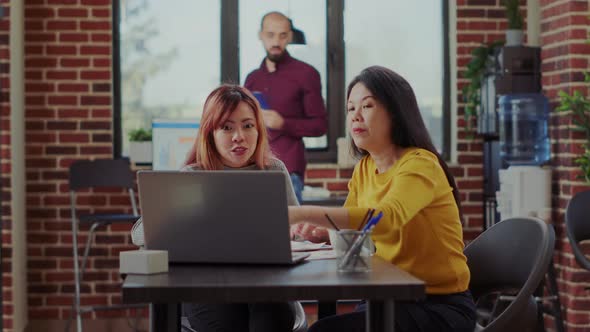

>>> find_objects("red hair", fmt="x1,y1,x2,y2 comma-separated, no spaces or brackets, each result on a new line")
184,84,273,170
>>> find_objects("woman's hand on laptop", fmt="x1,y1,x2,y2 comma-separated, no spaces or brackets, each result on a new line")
290,223,329,243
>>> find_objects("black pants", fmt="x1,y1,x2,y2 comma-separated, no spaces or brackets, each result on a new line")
308,291,476,332
184,302,295,332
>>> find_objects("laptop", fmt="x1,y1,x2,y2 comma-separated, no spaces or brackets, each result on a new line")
137,170,309,264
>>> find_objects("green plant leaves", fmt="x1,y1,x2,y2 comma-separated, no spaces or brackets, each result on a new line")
462,40,504,136
128,128,152,141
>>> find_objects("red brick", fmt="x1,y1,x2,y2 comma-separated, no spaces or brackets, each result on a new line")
306,169,337,179
58,109,89,118
46,20,78,30
80,21,110,30
80,45,110,56
82,0,111,4
25,8,55,18
58,8,88,18
46,71,78,80
81,95,110,105
28,308,60,319
91,109,111,118
58,83,89,93
26,83,55,93
60,133,89,143
60,58,90,67
93,58,111,67
80,146,111,155
60,33,89,43
26,56,57,69
80,71,111,80
80,121,110,130
26,133,56,143
92,8,110,18
47,0,78,4
45,146,77,155
48,96,78,106
91,33,111,42
25,33,56,43
25,20,44,31
326,181,348,191
457,179,482,190
46,45,77,56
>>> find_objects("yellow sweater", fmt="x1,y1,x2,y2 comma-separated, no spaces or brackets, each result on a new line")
345,148,470,294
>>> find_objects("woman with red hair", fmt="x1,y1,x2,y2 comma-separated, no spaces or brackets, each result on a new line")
131,84,299,332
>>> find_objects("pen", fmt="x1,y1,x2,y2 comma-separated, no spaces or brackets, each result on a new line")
324,213,340,231
357,208,375,231
339,212,383,270
326,213,369,269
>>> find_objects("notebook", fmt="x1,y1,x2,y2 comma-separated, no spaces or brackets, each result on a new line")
137,170,309,264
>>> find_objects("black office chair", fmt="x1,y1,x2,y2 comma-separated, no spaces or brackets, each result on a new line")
465,216,555,332
180,302,308,332
67,159,141,332
566,189,590,271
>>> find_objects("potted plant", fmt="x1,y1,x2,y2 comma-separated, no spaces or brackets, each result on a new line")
462,40,504,136
557,75,590,182
503,0,524,46
128,128,153,163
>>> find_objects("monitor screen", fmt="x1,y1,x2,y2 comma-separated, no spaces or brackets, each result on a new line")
152,119,200,170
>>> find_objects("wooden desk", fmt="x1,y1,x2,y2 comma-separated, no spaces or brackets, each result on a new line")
122,257,424,332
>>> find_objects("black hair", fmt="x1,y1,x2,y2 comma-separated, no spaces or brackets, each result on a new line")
347,66,463,220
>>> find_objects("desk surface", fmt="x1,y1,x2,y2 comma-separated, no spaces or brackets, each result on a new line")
123,257,424,304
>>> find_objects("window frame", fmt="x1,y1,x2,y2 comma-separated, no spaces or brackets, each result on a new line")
112,0,450,162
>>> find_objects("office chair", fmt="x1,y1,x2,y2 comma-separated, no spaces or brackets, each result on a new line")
67,158,141,332
465,216,555,332
180,301,308,332
566,189,590,271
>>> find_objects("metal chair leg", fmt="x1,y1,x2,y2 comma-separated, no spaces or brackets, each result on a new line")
70,194,83,332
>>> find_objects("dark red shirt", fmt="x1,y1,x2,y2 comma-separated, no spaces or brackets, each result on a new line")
245,52,327,178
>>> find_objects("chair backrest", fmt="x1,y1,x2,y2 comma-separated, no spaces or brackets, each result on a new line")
566,190,590,271
465,217,554,332
69,158,135,191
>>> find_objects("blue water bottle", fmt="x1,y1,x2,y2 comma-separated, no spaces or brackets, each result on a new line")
498,93,550,166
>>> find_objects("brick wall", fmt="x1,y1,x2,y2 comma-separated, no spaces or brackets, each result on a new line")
455,0,519,241
0,0,584,330
1,0,11,329
22,0,143,327
540,0,590,330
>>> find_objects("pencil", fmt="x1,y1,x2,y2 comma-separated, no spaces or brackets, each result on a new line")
357,208,375,231
324,213,340,231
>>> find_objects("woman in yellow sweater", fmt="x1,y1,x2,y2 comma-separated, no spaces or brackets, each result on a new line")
289,66,476,331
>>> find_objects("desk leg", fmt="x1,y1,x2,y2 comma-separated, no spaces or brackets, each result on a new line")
150,303,180,332
317,301,337,319
366,300,395,332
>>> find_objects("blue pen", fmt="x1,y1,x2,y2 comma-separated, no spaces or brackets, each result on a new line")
362,211,383,232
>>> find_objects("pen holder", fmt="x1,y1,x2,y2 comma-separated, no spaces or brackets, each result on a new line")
332,229,372,273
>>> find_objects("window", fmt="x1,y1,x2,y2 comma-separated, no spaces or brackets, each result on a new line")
114,0,450,161
239,0,328,149
345,0,448,153
114,0,220,156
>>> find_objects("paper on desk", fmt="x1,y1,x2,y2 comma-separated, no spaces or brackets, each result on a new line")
291,240,332,252
306,250,337,260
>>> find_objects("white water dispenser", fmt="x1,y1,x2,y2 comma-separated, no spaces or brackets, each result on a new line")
496,166,551,222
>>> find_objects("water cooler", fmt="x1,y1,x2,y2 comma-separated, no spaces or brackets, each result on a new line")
478,45,552,227
488,46,565,332
495,93,551,222
492,46,551,223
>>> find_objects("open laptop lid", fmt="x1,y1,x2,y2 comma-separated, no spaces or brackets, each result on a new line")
137,170,296,264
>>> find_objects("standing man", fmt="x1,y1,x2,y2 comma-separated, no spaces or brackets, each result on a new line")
245,11,327,203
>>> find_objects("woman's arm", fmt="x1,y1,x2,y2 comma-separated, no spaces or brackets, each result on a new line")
289,206,349,242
